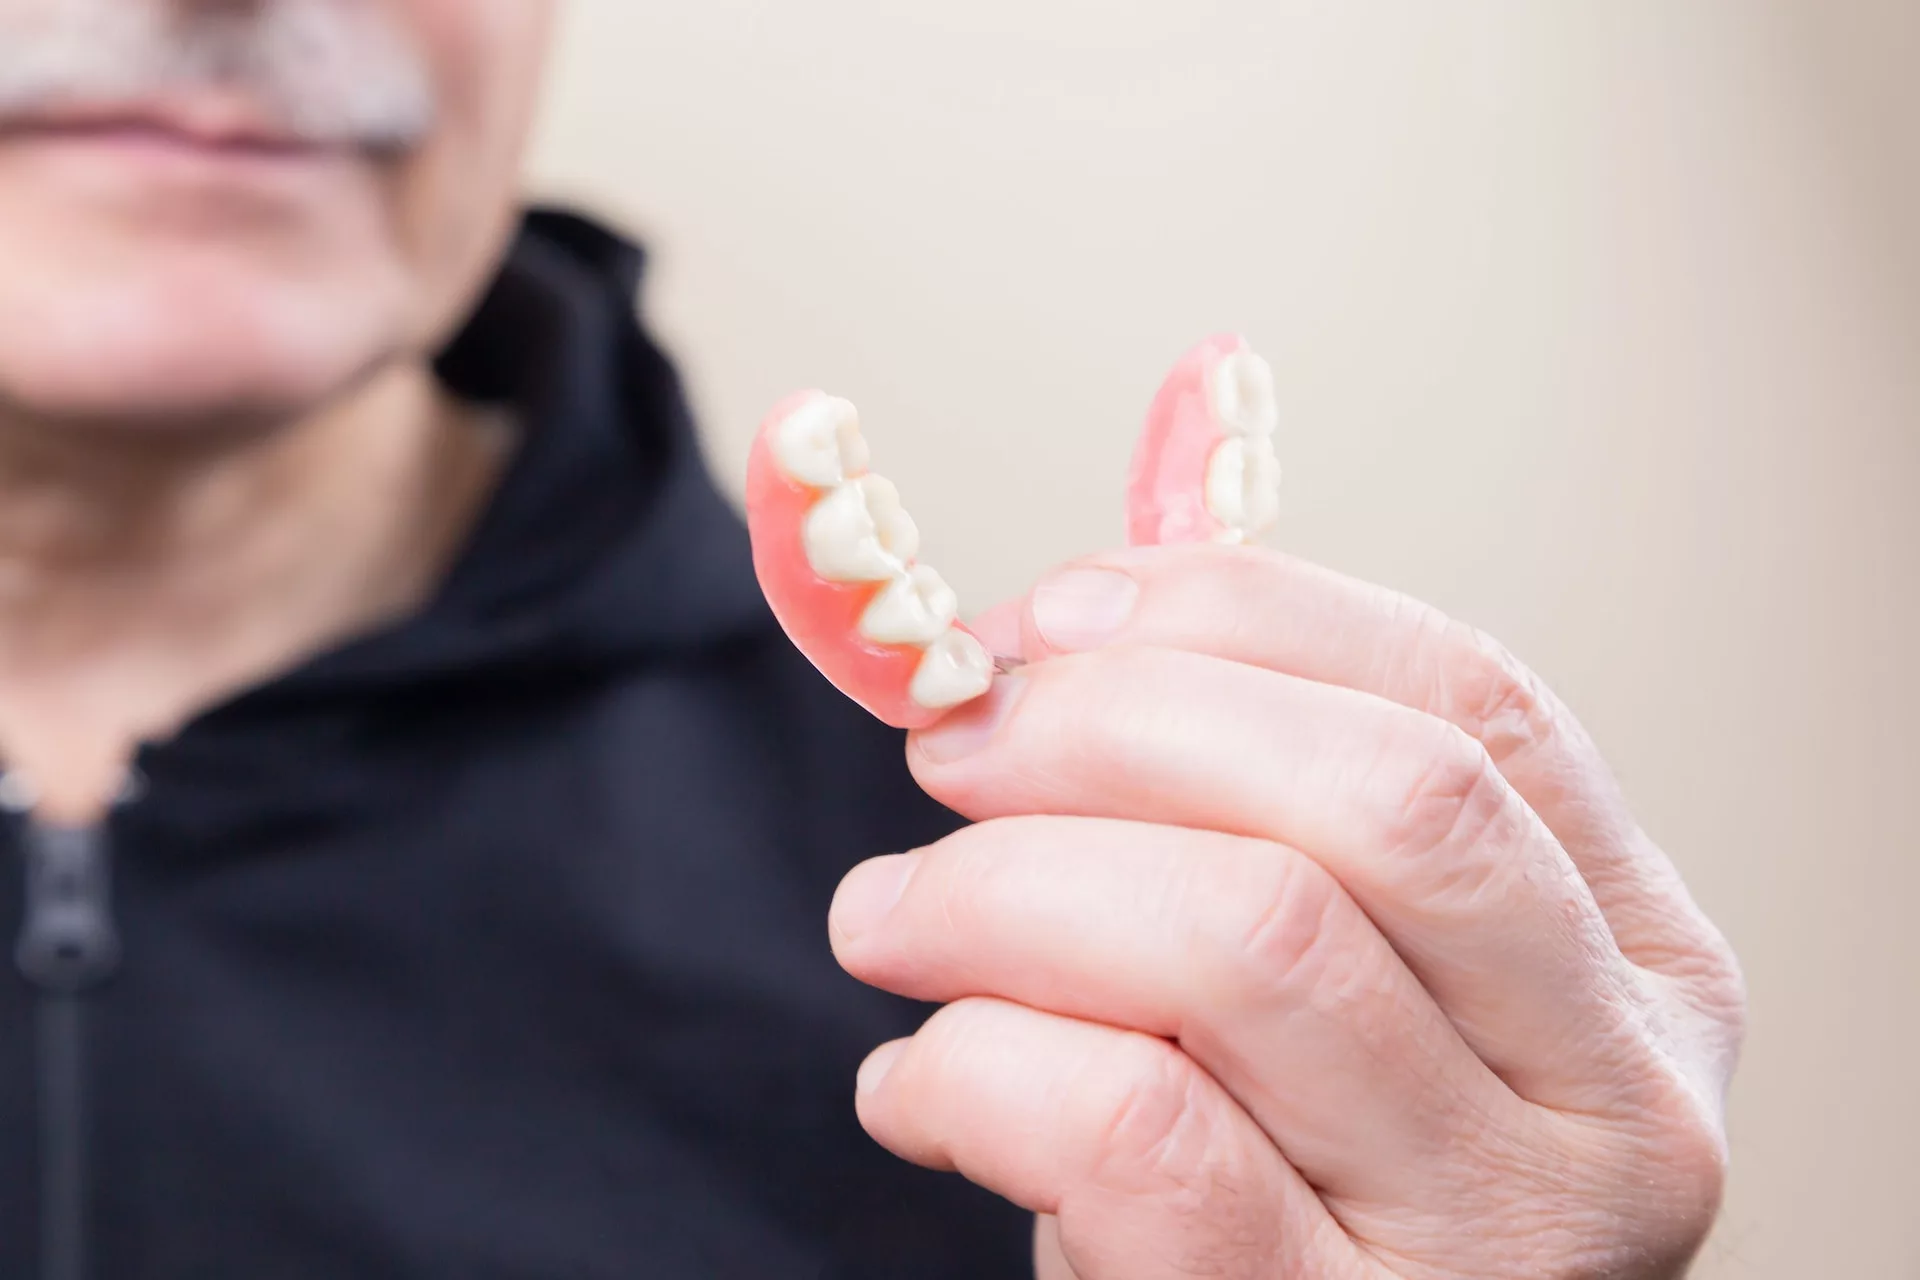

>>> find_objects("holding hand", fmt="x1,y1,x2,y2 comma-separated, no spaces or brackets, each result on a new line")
833,543,1745,1280
743,335,1744,1277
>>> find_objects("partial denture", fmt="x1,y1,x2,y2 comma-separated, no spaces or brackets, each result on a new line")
745,393,993,729
1126,334,1282,547
746,335,1284,727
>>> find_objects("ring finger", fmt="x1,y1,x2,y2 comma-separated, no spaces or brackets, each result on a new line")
831,814,1529,1206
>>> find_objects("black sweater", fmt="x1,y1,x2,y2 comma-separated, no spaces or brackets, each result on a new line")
0,211,1033,1279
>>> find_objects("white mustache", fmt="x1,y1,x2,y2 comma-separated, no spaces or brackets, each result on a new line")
0,0,435,148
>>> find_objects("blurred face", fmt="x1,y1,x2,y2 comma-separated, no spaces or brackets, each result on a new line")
0,0,557,433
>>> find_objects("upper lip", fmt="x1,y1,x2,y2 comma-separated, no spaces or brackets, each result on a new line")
1,93,318,153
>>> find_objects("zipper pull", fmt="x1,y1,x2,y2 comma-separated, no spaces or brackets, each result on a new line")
16,823,120,994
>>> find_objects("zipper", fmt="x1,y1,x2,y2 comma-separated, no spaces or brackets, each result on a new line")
8,777,126,1280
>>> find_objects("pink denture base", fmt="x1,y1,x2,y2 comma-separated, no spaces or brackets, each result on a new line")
744,391,977,731
1125,332,1247,547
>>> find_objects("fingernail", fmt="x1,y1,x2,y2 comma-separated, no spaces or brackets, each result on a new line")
914,673,1026,764
830,853,920,943
1030,568,1139,652
857,1040,908,1096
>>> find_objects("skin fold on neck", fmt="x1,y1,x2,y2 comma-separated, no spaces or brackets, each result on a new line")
0,362,516,825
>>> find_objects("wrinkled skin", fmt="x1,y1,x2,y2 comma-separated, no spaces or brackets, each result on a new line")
832,544,1745,1279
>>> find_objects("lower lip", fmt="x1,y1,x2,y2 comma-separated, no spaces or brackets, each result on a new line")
2,123,350,186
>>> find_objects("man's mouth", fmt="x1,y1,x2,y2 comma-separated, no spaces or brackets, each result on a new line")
0,93,343,165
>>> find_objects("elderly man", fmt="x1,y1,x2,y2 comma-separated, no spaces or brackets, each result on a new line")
0,3,1745,1278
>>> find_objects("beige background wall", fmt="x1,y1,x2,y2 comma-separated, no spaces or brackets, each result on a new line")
523,4,1920,1276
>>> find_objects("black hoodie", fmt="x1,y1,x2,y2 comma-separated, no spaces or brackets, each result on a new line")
0,212,1033,1279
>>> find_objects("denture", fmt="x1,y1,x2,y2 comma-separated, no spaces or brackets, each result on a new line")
745,336,1282,728
1126,333,1282,548
745,392,994,729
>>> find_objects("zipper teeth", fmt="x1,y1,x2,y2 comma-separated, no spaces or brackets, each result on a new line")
13,811,122,1280
36,997,87,1280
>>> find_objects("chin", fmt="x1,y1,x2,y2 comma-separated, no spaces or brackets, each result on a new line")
1,289,405,437
0,254,417,436
0,171,419,435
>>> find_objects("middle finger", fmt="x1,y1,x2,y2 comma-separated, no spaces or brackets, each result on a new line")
907,649,1650,1115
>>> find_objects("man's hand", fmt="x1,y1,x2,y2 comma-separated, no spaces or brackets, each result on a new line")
828,544,1746,1280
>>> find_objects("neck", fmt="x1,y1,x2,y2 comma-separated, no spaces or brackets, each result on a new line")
0,362,515,824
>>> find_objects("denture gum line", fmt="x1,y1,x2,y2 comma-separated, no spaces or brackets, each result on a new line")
768,397,994,712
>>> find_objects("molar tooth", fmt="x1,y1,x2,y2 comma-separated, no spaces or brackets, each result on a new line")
803,474,921,582
860,565,959,646
1209,349,1279,438
909,628,994,710
773,396,871,488
1204,436,1282,535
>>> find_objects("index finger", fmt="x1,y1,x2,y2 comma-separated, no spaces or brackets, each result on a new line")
1002,543,1725,978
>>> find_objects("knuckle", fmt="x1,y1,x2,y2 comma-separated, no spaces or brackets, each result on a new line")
1484,1085,1732,1280
1219,854,1348,1001
1660,1100,1732,1207
1078,1043,1287,1278
1677,925,1751,1068
1554,1011,1736,1251
1708,954,1751,1057
1088,1041,1222,1194
1605,1078,1734,1263
1641,943,1750,1109
1377,719,1515,882
1616,866,1751,1069
1656,1101,1734,1230
1215,860,1411,1072
1443,621,1561,765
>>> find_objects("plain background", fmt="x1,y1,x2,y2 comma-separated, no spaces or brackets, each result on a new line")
523,4,1919,1277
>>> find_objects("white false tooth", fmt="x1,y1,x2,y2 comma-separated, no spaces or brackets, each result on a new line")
862,475,920,562
1209,349,1279,438
1240,436,1283,531
803,474,921,583
909,628,995,710
1205,436,1283,536
772,396,871,488
860,565,959,646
